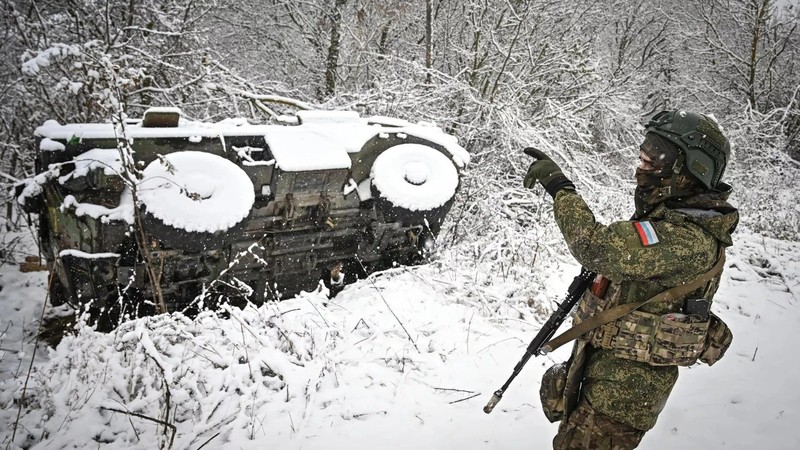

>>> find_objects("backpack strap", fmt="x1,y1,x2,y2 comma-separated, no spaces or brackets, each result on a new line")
540,250,725,354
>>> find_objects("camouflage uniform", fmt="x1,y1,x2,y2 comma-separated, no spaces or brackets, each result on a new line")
550,188,739,449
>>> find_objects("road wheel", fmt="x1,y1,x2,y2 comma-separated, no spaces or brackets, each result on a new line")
136,151,255,252
370,143,459,232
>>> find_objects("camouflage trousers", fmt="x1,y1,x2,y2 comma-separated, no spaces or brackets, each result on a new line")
553,400,645,450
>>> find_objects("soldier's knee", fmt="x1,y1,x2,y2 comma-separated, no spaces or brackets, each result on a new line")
553,400,645,450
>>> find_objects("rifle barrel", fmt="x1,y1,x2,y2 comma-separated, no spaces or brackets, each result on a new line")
483,267,595,414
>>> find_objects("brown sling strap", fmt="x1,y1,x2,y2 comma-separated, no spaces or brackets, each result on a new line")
540,251,726,354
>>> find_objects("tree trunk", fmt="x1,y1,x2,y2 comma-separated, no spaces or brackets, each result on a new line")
325,0,348,96
748,1,766,110
425,0,432,84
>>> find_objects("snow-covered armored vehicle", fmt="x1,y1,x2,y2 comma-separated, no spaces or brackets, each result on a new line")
17,108,469,318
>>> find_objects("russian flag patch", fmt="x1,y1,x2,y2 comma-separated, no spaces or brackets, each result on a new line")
634,221,660,246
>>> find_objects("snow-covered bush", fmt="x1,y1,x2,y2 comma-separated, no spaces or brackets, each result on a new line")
724,107,800,240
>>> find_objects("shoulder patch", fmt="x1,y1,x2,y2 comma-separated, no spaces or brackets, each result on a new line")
633,221,660,246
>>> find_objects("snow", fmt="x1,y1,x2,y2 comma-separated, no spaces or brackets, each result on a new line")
343,178,359,196
233,145,275,167
55,79,83,95
356,178,373,201
21,44,82,76
58,148,123,184
0,231,798,449
32,110,469,172
399,126,470,169
371,144,459,211
145,106,182,115
59,250,121,259
6,107,798,449
265,127,353,171
16,165,62,206
367,116,413,128
17,149,126,211
39,138,65,152
137,152,255,233
61,194,134,224
296,110,361,124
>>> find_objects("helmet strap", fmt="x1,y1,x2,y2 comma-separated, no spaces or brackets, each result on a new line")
668,152,685,197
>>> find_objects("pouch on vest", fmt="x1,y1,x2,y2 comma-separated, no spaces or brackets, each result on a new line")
651,312,710,366
591,310,710,366
539,361,568,423
699,312,733,365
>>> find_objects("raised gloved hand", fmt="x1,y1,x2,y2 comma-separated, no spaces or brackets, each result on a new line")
522,147,575,198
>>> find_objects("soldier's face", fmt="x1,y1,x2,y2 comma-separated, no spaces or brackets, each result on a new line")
639,151,657,172
638,139,665,172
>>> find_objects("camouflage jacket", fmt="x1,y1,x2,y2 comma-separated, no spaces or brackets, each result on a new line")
553,189,739,313
551,188,739,430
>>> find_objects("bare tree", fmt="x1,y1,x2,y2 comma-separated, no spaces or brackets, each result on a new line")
325,0,349,96
690,0,797,112
425,0,433,84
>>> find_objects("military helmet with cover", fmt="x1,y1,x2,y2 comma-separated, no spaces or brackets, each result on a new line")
645,110,730,189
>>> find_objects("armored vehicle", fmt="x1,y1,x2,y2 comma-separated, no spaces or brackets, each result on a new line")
17,108,469,320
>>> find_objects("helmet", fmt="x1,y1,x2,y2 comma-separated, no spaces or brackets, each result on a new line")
645,110,730,189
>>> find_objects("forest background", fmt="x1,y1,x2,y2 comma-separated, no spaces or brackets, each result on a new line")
1,1,800,449
1,0,799,248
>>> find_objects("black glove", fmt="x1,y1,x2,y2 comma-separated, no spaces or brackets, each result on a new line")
523,147,575,198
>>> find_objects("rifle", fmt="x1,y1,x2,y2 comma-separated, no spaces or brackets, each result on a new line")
483,267,595,414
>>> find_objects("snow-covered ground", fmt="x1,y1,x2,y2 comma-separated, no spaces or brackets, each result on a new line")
0,229,798,449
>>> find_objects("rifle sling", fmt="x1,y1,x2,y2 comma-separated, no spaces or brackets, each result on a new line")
540,251,725,354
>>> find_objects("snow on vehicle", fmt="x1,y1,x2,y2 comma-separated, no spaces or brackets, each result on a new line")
17,108,469,321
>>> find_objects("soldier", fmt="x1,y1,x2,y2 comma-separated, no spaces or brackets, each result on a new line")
524,110,738,449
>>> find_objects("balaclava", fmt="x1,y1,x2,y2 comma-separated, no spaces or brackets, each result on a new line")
634,132,703,216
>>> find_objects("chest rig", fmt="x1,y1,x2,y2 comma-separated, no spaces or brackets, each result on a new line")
542,249,731,367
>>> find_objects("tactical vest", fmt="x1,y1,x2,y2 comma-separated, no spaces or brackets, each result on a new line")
571,265,732,366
